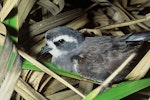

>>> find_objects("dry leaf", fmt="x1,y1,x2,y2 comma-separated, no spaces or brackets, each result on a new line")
93,9,109,26
126,50,150,80
37,0,64,16
18,0,37,28
0,22,7,35
0,0,19,22
130,0,149,5
79,28,102,36
66,14,89,30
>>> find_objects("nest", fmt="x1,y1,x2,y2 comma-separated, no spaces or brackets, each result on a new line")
0,0,150,100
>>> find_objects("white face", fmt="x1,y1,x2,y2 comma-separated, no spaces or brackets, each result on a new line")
53,35,77,43
46,40,63,58
46,35,78,58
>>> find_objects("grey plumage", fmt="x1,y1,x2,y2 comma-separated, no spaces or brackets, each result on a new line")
39,26,150,82
76,36,139,82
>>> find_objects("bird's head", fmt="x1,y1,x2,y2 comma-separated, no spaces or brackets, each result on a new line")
39,26,84,58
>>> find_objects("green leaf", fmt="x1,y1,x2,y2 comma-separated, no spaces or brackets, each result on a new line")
22,60,41,71
22,60,83,80
93,78,150,100
23,60,85,80
43,62,82,80
3,7,18,42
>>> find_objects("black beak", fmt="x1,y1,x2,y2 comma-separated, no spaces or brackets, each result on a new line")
37,45,52,59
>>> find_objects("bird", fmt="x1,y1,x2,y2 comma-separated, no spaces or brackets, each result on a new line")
38,26,150,82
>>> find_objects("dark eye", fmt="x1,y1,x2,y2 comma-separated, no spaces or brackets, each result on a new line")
54,39,65,46
58,39,65,44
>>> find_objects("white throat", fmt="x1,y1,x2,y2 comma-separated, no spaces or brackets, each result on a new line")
47,40,67,58
51,54,78,72
50,49,67,58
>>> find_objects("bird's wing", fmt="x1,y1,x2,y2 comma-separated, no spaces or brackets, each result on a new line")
126,31,150,42
76,35,141,82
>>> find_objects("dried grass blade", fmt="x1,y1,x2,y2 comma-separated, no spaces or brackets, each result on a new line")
111,4,136,30
47,90,78,100
0,35,5,46
39,76,52,92
37,0,64,15
18,0,37,28
55,0,65,13
0,23,6,46
0,35,13,85
100,13,150,30
18,50,85,98
126,50,150,80
15,86,35,100
114,1,150,30
15,78,47,100
0,53,22,100
44,76,79,95
28,71,45,90
28,8,83,37
66,14,89,29
0,22,7,35
79,81,93,94
65,95,82,100
0,0,19,22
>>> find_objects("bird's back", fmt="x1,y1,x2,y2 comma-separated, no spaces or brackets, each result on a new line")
76,35,145,82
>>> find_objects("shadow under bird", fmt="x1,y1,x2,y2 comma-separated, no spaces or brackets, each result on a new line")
39,26,150,82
